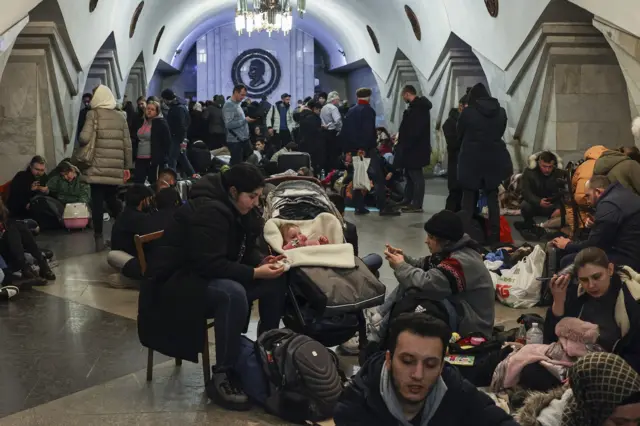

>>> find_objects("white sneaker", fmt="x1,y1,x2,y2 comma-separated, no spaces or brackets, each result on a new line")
0,286,19,300
338,335,360,355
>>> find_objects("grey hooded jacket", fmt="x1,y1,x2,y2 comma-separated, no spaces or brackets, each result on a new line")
393,234,495,337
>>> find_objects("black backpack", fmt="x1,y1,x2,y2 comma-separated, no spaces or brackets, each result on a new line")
256,329,345,423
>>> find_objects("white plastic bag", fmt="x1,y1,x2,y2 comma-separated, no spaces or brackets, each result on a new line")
495,245,545,308
352,156,371,191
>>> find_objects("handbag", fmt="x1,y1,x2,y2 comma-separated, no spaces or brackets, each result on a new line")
352,155,371,191
72,111,98,170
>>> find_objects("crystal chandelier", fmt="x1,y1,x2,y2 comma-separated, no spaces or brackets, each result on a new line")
235,0,306,37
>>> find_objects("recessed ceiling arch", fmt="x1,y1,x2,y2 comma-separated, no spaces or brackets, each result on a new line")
153,0,374,74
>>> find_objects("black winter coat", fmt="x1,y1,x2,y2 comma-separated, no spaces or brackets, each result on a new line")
165,98,190,146
395,96,432,170
7,170,48,218
188,110,208,143
340,102,377,153
138,174,264,362
520,166,566,207
334,353,520,426
150,117,172,166
297,109,324,166
443,108,461,191
457,98,511,191
565,183,640,271
543,272,640,373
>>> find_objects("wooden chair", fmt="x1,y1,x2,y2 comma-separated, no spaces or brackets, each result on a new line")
135,231,215,384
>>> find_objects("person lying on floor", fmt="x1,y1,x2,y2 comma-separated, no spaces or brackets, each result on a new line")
47,161,91,205
544,247,640,374
0,197,55,283
372,210,495,340
139,163,287,412
107,185,179,286
514,352,640,426
334,313,520,426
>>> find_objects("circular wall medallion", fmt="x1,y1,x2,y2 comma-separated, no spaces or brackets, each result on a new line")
485,0,499,17
231,49,282,98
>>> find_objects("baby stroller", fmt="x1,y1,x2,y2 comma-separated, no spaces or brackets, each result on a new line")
263,177,386,348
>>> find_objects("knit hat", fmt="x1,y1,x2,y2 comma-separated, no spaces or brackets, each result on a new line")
327,91,340,103
424,210,464,242
356,88,372,99
161,89,176,101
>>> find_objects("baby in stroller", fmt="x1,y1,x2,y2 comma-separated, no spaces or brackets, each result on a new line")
280,223,329,250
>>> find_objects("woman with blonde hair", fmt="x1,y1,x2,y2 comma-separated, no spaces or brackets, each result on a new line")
134,100,171,185
78,84,133,251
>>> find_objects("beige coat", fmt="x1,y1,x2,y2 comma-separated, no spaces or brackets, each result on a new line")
78,85,133,186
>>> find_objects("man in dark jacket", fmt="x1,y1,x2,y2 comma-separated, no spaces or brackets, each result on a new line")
552,175,640,270
457,83,511,245
7,156,50,218
76,93,92,144
396,85,432,213
442,93,468,212
334,313,519,426
297,100,324,172
340,88,399,217
161,89,190,170
519,151,565,233
203,95,227,150
139,165,287,411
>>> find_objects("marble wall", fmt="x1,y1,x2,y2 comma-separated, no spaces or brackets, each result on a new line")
550,64,633,152
196,24,314,103
0,62,39,181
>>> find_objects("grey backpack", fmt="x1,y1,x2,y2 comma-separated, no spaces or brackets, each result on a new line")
256,328,344,423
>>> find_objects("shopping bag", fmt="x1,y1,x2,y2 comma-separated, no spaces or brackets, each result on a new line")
499,216,514,244
495,245,545,308
352,156,371,191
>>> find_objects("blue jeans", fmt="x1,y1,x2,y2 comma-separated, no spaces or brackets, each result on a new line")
203,277,287,371
228,141,244,165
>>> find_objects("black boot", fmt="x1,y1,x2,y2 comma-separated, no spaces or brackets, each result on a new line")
205,368,252,411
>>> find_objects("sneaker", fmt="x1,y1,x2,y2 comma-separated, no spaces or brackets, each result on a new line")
338,335,360,356
355,208,370,216
107,273,140,290
379,207,401,217
0,286,19,300
206,370,252,411
400,206,424,213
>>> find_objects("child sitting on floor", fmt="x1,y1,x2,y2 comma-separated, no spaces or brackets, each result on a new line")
280,223,329,250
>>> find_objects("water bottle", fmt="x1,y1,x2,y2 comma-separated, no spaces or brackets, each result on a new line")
526,323,544,345
320,169,326,180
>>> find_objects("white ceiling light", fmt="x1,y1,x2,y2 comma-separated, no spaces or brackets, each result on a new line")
235,0,305,37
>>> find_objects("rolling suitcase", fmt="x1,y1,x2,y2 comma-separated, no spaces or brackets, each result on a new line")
277,152,311,173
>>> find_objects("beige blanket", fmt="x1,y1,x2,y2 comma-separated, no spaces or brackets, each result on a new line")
264,213,355,268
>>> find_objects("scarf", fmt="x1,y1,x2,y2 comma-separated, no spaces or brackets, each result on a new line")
562,353,640,426
379,365,448,426
90,85,117,110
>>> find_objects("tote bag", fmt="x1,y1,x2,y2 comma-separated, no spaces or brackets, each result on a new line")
352,156,371,191
495,244,545,308
72,113,98,170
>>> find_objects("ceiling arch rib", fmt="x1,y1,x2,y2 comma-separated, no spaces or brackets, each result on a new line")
153,0,372,79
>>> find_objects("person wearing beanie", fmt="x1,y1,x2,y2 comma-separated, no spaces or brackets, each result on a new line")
340,87,400,216
457,82,512,245
320,91,343,171
442,92,468,212
369,209,495,340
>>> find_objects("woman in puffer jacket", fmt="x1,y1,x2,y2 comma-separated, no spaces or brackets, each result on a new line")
78,85,133,250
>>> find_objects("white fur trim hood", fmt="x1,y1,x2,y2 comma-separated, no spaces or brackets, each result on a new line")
528,151,564,169
632,116,640,140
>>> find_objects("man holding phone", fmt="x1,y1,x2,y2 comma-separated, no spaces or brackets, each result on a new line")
517,151,565,237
